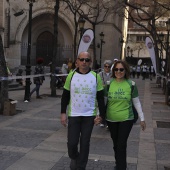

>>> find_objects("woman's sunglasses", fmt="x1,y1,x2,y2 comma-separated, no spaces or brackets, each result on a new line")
114,68,125,72
78,58,91,62
104,65,111,68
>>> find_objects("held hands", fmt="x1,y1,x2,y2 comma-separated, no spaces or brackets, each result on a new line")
61,113,67,127
140,121,146,131
94,115,102,125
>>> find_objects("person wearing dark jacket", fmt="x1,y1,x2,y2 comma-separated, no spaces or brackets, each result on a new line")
30,58,44,99
60,52,105,170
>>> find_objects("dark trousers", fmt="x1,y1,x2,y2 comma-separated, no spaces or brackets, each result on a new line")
107,120,133,170
30,83,40,97
137,72,140,78
67,116,95,170
142,72,146,80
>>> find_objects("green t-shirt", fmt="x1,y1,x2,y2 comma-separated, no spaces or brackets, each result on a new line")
64,71,103,117
106,79,138,122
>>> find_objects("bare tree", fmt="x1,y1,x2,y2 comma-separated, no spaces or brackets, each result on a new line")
77,0,111,68
114,0,170,74
0,35,8,114
62,0,86,61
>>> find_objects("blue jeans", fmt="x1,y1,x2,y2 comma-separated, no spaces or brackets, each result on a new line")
67,116,95,170
107,120,133,170
30,83,41,97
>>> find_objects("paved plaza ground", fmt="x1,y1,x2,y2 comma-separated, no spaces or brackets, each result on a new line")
0,76,170,170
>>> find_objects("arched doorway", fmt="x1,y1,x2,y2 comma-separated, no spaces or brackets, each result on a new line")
36,31,54,65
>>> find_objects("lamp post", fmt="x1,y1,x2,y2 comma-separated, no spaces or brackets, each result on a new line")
127,46,130,57
120,37,124,59
130,49,133,57
24,0,35,102
166,18,170,76
159,32,164,73
78,17,86,39
99,32,105,67
165,18,170,105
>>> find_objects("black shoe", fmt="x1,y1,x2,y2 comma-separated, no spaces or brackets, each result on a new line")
36,96,42,99
70,159,77,170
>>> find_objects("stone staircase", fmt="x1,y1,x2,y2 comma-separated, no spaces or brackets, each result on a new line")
8,81,24,91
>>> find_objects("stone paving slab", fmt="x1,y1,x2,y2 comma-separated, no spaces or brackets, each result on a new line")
0,129,50,148
154,128,170,141
8,118,61,131
0,151,24,170
50,157,137,170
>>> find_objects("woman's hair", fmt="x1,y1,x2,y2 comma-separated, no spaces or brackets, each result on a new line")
36,57,44,64
112,60,130,79
103,60,112,66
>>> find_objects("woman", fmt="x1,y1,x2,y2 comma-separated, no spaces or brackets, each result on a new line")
105,60,146,170
99,60,112,127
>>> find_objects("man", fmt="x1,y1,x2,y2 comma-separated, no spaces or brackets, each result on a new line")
60,51,105,170
111,58,118,71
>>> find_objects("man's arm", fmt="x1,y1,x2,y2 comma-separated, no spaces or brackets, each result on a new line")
61,89,70,127
96,90,105,120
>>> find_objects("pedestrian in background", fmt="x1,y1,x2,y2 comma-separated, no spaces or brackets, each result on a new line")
67,58,73,73
132,65,136,78
111,58,118,71
99,59,112,127
141,63,147,80
30,58,45,99
60,51,105,170
149,65,154,81
136,65,141,79
16,69,25,86
105,60,146,170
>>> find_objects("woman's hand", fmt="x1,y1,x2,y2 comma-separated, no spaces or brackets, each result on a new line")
140,121,146,131
94,115,102,125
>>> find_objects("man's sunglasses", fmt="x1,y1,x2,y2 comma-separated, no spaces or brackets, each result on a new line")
114,68,125,72
78,58,91,62
104,65,111,68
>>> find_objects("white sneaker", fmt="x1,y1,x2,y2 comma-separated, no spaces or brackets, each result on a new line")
100,124,104,127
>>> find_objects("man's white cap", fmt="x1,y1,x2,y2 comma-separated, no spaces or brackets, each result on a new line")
113,58,118,61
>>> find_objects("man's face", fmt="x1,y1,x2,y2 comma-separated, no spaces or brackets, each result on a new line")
77,52,91,70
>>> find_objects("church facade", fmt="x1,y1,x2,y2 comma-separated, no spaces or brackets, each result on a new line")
0,0,125,68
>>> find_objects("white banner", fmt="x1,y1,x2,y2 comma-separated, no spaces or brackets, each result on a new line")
145,37,157,73
77,29,94,56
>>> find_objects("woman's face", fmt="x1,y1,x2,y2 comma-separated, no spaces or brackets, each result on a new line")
104,64,111,73
114,63,125,79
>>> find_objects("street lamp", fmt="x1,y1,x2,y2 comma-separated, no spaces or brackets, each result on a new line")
127,46,130,57
130,49,133,57
78,17,86,39
165,18,170,104
99,32,105,67
120,37,124,59
24,0,35,102
165,18,170,76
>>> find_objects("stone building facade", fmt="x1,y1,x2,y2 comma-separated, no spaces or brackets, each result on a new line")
0,0,125,69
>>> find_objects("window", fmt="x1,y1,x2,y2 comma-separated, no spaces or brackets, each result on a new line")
136,36,146,42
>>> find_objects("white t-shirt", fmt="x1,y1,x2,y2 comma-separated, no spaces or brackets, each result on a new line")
64,71,103,117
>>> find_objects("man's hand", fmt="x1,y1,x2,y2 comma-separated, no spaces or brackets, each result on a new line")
94,115,102,125
140,121,146,131
61,113,67,127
